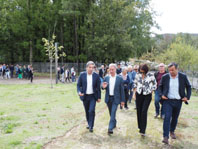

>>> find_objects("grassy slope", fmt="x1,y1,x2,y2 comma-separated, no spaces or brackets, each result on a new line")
0,83,197,149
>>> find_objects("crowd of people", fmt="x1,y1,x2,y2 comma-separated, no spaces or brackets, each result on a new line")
0,64,34,82
77,61,191,145
57,66,77,83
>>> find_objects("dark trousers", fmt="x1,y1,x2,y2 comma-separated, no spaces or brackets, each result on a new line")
163,99,182,138
83,94,96,129
107,96,118,130
136,93,152,134
124,89,129,108
30,76,33,83
65,77,70,83
128,84,133,103
155,89,164,115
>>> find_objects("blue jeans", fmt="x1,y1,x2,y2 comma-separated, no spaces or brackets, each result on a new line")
107,96,118,130
72,76,76,82
163,99,182,138
155,89,164,115
83,95,96,129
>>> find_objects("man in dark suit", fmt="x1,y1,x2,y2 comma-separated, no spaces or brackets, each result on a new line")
99,65,105,79
116,63,122,74
102,63,125,134
77,61,101,132
159,62,191,144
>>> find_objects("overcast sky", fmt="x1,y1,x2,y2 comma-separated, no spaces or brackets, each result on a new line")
150,0,198,34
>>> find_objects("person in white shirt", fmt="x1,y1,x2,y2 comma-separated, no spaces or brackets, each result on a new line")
77,61,101,132
102,63,125,135
65,68,70,83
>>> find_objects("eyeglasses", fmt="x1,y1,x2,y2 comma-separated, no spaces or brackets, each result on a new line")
140,71,145,74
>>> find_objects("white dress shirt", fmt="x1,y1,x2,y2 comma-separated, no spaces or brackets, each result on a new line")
109,75,116,96
86,73,93,94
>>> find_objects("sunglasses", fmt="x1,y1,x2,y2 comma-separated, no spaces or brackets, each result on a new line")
140,71,145,74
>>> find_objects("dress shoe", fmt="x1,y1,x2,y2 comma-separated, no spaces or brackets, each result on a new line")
154,113,159,118
140,133,146,137
108,129,113,135
170,132,176,139
161,115,165,119
89,128,93,133
162,137,169,144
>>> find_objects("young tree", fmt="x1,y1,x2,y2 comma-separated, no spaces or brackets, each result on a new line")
42,34,65,88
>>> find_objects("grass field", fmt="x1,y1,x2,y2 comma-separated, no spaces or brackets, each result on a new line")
0,83,198,149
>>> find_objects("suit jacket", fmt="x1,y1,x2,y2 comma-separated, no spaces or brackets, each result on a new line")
158,72,191,100
77,71,101,101
103,75,125,105
99,68,104,78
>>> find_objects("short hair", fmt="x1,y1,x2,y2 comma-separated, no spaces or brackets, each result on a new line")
122,67,128,72
109,63,117,69
134,65,139,70
168,62,178,69
128,65,132,69
139,64,149,74
86,61,95,67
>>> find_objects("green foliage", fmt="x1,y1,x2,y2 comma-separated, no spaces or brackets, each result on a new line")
157,37,198,71
0,0,156,63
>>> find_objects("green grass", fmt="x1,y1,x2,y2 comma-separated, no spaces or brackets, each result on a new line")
33,72,56,78
0,83,197,149
0,83,82,149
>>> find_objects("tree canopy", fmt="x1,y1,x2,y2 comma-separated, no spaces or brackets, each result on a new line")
0,0,156,64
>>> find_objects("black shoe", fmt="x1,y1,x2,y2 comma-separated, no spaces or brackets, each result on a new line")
86,125,89,129
89,128,93,133
108,129,113,135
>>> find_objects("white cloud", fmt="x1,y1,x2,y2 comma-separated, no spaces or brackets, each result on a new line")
151,0,198,34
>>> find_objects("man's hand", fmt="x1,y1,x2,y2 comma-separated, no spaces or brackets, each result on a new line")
182,97,188,102
162,95,168,100
102,82,108,89
121,102,125,107
132,94,136,100
79,92,84,96
97,99,101,103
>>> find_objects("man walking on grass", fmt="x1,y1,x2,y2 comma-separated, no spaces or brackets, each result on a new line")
159,62,191,144
77,61,101,133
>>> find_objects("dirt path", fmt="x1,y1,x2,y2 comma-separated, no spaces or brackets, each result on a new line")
43,102,170,149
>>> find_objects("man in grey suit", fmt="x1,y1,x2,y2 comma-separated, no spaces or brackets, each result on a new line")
102,63,125,134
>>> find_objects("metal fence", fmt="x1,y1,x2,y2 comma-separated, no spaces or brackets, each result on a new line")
16,62,102,73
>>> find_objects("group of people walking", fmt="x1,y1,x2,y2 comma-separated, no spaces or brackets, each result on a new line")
58,66,76,83
0,64,34,82
77,61,191,145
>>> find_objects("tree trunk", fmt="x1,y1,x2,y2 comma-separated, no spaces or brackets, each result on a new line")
74,15,79,73
60,19,64,65
29,40,33,65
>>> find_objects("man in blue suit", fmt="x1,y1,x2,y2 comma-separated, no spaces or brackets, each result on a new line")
102,63,125,134
77,61,101,132
159,62,191,144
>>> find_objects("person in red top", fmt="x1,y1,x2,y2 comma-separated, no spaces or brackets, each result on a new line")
154,63,167,119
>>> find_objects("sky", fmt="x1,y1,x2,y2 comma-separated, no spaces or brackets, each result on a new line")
150,0,198,34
